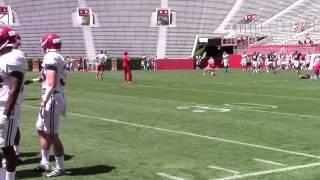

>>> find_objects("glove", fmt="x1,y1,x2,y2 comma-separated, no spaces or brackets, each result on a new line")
0,114,8,133
24,79,34,85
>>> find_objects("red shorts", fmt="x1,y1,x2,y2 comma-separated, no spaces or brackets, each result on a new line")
98,64,105,71
209,64,216,69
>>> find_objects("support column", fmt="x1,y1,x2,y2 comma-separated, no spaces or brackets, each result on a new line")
156,0,168,58
78,0,96,66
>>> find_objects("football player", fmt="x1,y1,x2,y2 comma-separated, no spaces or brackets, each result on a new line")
0,26,26,180
33,33,67,177
221,51,229,73
203,57,216,76
95,50,107,80
313,56,320,79
252,52,259,74
12,33,26,163
241,52,249,73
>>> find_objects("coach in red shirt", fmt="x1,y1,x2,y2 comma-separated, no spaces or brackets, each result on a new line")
122,51,133,83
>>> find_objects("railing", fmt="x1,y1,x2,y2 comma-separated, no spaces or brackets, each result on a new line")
229,18,319,43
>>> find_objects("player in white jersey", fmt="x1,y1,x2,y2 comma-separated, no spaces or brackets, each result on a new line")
252,52,259,74
303,52,311,70
33,33,67,177
286,53,292,70
221,52,229,73
11,33,26,163
241,52,248,73
0,26,26,180
95,50,107,80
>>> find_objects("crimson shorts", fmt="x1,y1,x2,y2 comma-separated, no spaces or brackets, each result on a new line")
98,64,105,71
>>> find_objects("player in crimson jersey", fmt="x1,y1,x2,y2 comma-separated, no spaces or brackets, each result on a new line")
313,56,320,79
121,51,133,84
203,57,216,76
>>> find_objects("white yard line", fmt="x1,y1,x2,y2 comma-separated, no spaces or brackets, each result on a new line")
22,105,320,159
208,165,240,174
156,172,186,180
212,161,320,180
72,91,320,120
253,159,287,167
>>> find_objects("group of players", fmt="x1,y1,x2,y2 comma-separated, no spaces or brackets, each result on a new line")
140,55,157,71
203,50,320,79
240,51,320,76
0,25,67,180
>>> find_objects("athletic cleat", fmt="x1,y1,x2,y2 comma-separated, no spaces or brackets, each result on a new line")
33,164,52,172
46,169,65,177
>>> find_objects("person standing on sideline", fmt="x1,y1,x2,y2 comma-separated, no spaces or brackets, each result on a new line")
95,50,106,80
33,33,67,177
0,26,26,180
121,51,132,84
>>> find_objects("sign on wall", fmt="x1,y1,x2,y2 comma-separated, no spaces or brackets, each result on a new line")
77,7,94,26
156,8,170,26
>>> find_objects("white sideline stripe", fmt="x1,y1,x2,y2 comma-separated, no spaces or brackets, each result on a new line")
22,105,320,159
208,166,240,174
156,172,185,180
253,159,287,167
78,91,320,119
212,161,320,180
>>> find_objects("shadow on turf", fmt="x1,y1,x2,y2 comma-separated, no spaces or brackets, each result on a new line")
19,154,74,166
16,165,116,179
67,165,116,176
24,97,40,101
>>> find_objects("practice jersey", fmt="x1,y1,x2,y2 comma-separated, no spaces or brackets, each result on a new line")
41,51,67,95
0,50,27,104
223,54,229,64
241,54,248,65
96,53,107,64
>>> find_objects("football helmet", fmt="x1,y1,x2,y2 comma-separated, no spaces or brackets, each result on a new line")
40,32,61,52
0,26,16,50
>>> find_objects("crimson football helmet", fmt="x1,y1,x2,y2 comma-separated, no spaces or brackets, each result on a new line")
40,32,61,52
0,26,16,50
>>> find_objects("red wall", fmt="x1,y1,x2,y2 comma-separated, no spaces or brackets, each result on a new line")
155,56,242,70
229,55,242,68
156,58,195,70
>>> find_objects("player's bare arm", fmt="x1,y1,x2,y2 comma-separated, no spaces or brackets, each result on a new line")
3,71,24,117
40,66,57,109
24,76,43,85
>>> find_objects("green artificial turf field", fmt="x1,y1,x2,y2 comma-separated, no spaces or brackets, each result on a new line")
15,69,320,180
